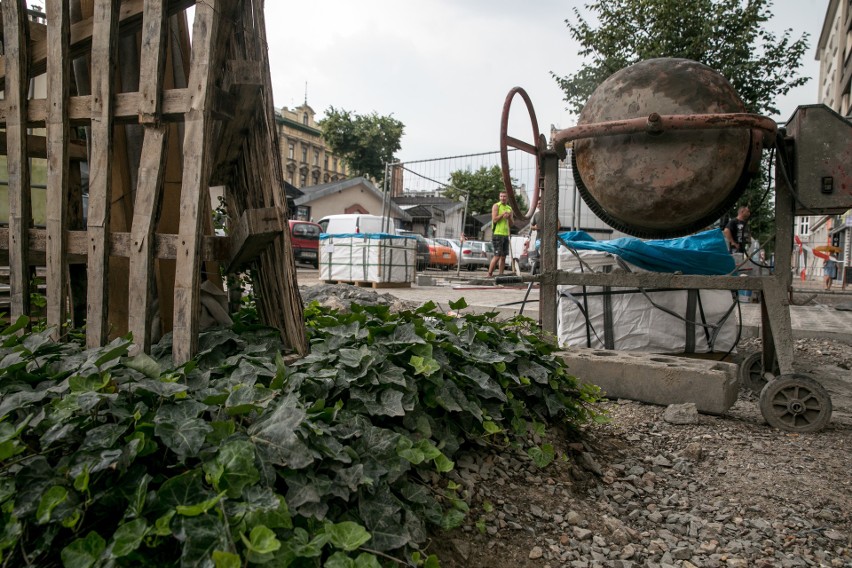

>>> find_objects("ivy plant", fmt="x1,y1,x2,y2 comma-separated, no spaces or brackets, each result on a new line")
0,299,601,566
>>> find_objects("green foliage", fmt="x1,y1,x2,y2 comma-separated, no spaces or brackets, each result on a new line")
442,166,527,217
319,107,405,185
552,0,810,117
0,302,601,566
552,0,809,246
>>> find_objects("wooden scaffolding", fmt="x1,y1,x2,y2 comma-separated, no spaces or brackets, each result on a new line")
0,0,307,362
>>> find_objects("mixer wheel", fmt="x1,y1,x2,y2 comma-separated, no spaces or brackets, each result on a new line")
759,374,832,433
738,352,769,394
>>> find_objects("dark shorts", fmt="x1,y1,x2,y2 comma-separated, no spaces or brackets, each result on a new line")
492,235,510,257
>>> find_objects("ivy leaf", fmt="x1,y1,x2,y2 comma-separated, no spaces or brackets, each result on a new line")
93,338,131,368
248,394,313,469
325,551,356,568
205,440,260,498
80,423,128,451
225,385,274,415
36,485,68,524
2,315,29,336
154,402,212,460
61,531,106,568
212,550,241,568
110,518,148,557
409,356,440,377
158,470,215,513
448,297,468,310
241,525,281,554
176,491,226,517
175,515,229,567
527,444,556,468
440,508,466,530
433,453,454,473
326,521,371,551
124,352,161,379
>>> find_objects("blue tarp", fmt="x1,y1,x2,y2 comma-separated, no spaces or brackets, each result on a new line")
556,229,735,276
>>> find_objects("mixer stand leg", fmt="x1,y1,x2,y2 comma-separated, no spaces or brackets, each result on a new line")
759,279,795,377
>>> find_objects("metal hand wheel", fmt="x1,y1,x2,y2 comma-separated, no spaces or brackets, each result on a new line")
500,87,543,222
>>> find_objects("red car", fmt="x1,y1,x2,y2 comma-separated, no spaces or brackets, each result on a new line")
288,220,321,268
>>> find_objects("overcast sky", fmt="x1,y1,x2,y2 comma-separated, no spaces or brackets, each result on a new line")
264,1,829,164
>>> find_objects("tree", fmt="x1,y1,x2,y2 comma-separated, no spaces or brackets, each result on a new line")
319,107,404,185
551,0,811,247
443,166,527,217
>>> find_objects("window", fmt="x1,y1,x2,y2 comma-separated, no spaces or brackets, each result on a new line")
324,156,329,169
301,146,307,162
300,174,307,186
303,112,308,125
313,150,319,166
798,217,811,237
288,143,294,159
332,158,338,172
296,206,311,220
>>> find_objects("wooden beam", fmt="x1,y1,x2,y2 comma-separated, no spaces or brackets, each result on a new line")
2,0,32,322
138,0,168,122
45,0,72,340
86,0,120,348
0,133,88,160
225,207,283,273
0,228,230,263
172,0,222,364
211,60,263,185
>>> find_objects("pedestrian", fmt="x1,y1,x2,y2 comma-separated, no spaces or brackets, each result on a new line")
824,256,839,290
723,205,750,254
487,191,514,277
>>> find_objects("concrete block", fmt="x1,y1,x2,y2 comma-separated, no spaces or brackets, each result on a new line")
415,274,435,286
558,349,739,415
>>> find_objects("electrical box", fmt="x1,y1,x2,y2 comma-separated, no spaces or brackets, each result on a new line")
784,105,852,215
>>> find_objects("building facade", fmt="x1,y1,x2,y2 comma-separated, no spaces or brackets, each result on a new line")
797,0,852,284
275,103,349,194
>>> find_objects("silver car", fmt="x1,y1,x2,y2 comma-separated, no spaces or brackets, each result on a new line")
459,240,490,271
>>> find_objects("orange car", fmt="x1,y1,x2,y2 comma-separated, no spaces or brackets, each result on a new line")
425,238,458,270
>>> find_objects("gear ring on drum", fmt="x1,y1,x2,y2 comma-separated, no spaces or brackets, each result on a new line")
499,86,543,223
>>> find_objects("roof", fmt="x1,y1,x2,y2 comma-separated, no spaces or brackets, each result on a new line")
294,177,411,220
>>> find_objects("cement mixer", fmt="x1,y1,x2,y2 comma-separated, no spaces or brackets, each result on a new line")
499,57,852,433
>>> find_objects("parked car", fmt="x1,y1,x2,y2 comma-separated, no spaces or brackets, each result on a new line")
459,240,490,271
318,214,393,234
288,220,322,268
397,231,431,271
425,238,458,270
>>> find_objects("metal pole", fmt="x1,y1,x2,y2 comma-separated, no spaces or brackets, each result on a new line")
381,162,390,232
456,192,468,277
541,148,560,334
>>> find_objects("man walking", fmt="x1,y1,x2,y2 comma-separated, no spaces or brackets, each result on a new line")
487,191,514,277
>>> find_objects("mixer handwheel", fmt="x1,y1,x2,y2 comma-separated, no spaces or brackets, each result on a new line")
759,374,832,433
738,352,778,395
499,87,542,222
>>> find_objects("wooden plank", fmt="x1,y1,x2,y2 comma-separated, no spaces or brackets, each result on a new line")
210,60,263,185
0,228,230,263
225,207,283,273
0,133,87,160
0,0,196,89
172,0,223,364
138,0,168,122
128,126,168,352
2,0,32,322
85,0,120,348
45,0,72,339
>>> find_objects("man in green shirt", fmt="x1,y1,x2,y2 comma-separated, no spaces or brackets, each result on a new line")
487,191,514,277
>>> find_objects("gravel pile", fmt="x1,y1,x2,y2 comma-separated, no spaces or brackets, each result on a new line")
437,395,851,568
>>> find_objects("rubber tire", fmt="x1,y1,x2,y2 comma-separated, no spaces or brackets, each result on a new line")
738,352,768,394
759,374,833,433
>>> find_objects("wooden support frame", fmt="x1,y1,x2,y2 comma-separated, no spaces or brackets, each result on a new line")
2,0,32,322
85,0,120,348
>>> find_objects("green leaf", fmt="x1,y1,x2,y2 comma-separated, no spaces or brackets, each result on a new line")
409,355,441,377
61,531,106,568
212,550,241,568
176,492,226,517
68,372,110,393
326,521,371,551
448,297,468,310
204,440,260,498
440,508,466,530
423,554,441,568
111,518,148,557
482,420,502,434
37,485,68,524
248,394,313,469
124,351,162,378
324,551,356,568
94,338,131,367
433,453,454,473
527,444,555,468
241,525,281,554
2,315,29,336
154,406,213,460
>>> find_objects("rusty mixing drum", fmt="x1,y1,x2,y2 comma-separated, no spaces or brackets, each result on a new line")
572,58,755,238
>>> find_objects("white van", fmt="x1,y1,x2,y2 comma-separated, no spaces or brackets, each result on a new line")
318,214,393,234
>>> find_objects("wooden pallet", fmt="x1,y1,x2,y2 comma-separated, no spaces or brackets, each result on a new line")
322,280,412,289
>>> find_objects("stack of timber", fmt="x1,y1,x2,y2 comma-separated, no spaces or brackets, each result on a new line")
0,0,307,362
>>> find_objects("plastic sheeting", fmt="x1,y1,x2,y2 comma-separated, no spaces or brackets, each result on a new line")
556,229,736,276
319,233,416,283
556,248,740,353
